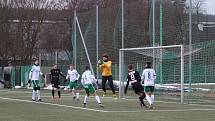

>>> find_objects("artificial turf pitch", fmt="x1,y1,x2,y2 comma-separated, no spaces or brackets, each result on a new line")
0,89,215,121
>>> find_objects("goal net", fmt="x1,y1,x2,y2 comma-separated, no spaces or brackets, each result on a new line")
119,45,184,104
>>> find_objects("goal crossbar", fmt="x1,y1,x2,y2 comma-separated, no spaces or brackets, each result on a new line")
119,45,183,51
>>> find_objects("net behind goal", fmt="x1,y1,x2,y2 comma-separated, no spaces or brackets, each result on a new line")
119,45,184,104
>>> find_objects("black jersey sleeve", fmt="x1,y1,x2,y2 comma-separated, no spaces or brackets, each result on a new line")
59,71,66,78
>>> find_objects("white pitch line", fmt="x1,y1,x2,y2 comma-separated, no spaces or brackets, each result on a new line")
0,96,215,113
107,110,141,113
0,97,141,113
123,98,215,108
146,108,215,112
0,90,72,96
9,96,74,98
0,97,108,113
2,90,215,112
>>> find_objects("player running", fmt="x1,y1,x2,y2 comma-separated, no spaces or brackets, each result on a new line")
28,59,45,102
50,64,66,100
66,64,80,101
142,62,156,109
81,66,104,108
125,64,147,108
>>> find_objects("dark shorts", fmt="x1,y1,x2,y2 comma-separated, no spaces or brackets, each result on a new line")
52,79,60,89
4,74,11,81
102,76,113,83
132,83,144,94
144,86,155,93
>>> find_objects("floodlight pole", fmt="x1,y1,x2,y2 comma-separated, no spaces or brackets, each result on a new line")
122,0,124,50
160,0,163,84
96,4,99,79
55,51,58,64
152,0,155,69
73,9,77,68
188,0,192,102
39,53,41,67
181,45,184,104
119,0,125,99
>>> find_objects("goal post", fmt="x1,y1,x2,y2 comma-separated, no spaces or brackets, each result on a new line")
119,45,184,104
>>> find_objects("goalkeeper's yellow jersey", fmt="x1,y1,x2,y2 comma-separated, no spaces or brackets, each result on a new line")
99,60,112,76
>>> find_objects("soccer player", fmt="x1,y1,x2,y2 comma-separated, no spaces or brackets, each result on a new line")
50,64,66,100
3,62,12,88
124,64,147,108
98,54,116,98
66,64,80,101
142,62,156,109
81,66,104,108
28,59,45,102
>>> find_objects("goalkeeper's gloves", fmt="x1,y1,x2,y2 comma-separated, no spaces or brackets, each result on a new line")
97,60,103,65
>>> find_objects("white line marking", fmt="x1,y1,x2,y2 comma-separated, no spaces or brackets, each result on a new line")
2,90,215,112
0,97,215,113
123,98,215,108
0,97,108,113
146,108,215,112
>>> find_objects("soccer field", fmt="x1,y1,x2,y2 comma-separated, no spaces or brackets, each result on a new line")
0,89,215,121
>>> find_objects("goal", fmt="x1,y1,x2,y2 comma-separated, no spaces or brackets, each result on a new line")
119,45,184,104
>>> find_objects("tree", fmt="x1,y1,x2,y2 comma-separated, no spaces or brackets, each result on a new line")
0,0,60,65
192,0,205,23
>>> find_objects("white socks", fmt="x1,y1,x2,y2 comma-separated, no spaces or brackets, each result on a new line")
151,95,155,104
71,91,75,97
32,90,41,100
76,93,80,99
84,95,88,104
32,90,36,100
146,94,152,105
95,95,101,104
84,95,101,104
37,90,41,100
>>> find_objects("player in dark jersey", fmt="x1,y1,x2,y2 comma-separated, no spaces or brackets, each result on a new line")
124,64,147,108
50,64,66,100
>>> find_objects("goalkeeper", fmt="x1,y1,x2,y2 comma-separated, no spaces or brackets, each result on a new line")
81,66,104,108
125,64,147,108
97,54,116,98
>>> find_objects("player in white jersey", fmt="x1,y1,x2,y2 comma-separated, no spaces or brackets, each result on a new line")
81,66,104,108
66,64,80,101
142,62,156,109
28,59,45,102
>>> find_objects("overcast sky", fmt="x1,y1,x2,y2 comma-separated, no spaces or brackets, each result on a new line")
206,0,215,15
